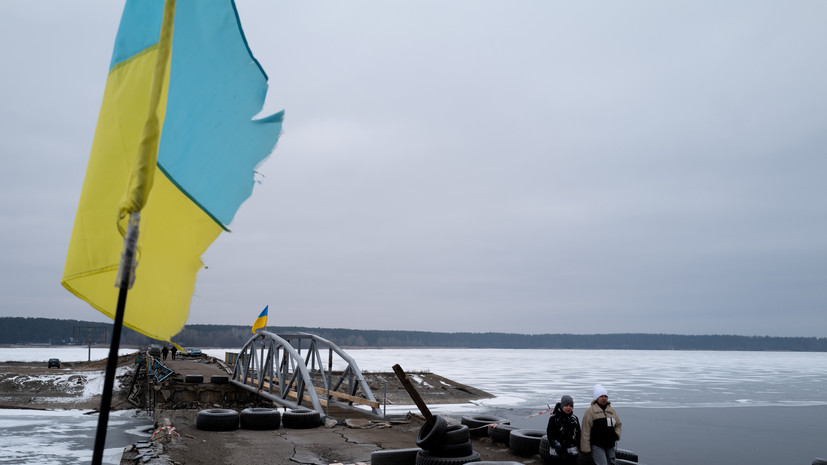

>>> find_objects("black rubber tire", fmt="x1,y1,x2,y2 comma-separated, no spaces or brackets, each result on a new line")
461,415,509,437
427,441,474,458
282,408,321,429
615,449,637,462
210,375,229,384
371,448,422,465
475,462,525,465
509,429,544,456
184,374,204,384
195,408,239,431
539,435,553,462
240,407,281,430
415,450,481,465
416,415,448,449
615,460,636,465
441,424,471,445
813,459,827,465
487,424,518,443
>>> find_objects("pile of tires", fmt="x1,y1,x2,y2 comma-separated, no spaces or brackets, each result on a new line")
460,415,510,437
415,415,481,465
508,429,544,456
195,407,284,432
281,408,321,429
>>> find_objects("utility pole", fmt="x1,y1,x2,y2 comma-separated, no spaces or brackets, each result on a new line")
73,326,107,361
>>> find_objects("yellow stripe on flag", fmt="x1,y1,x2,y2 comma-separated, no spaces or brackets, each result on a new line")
252,306,268,333
62,0,283,343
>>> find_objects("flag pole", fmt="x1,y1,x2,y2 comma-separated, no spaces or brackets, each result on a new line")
91,212,140,465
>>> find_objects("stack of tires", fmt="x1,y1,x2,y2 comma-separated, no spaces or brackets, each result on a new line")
195,407,281,431
415,415,482,465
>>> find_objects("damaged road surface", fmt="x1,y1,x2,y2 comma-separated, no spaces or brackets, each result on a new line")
159,415,422,465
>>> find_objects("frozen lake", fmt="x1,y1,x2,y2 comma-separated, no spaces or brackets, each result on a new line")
1,346,826,464
323,348,827,410
0,409,151,465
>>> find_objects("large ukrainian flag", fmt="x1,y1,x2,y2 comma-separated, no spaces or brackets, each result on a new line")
62,0,283,342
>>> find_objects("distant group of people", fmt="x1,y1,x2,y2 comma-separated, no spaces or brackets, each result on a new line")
546,384,622,465
160,345,177,361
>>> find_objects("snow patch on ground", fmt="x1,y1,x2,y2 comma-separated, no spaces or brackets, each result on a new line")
4,366,132,405
410,374,433,388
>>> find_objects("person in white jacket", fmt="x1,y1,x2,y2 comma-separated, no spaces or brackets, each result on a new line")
580,384,622,465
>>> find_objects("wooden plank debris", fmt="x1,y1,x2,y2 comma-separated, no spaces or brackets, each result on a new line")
392,363,434,423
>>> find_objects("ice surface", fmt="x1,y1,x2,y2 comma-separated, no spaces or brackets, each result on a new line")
0,347,136,363
208,347,827,409
0,409,151,465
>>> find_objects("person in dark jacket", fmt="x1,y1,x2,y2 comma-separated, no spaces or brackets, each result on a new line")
546,394,581,464
581,384,622,465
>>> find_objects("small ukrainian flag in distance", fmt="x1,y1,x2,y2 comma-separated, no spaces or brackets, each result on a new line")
252,306,268,333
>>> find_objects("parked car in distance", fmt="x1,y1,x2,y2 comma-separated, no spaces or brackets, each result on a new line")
184,348,203,357
48,358,61,368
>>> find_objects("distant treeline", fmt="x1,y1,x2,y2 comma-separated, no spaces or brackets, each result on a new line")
1,317,825,352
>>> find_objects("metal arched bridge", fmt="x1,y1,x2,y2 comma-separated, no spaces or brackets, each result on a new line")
230,332,382,417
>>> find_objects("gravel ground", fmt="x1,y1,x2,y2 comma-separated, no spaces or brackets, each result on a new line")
147,411,540,465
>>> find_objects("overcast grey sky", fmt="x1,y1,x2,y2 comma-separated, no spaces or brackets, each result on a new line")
1,1,825,337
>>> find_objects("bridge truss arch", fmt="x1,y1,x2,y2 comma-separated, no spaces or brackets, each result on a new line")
231,331,382,417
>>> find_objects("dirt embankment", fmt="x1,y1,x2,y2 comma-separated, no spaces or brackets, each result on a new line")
0,353,135,410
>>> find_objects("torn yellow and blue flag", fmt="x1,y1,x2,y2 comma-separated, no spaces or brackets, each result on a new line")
62,0,283,342
251,305,268,333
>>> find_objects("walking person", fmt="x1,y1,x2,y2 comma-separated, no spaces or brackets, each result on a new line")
161,346,169,361
581,384,621,465
546,394,581,464
170,345,177,360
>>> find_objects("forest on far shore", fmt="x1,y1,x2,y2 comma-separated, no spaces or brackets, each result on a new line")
1,317,825,352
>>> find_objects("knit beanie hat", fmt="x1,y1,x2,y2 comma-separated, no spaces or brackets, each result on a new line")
593,384,608,400
561,395,574,407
